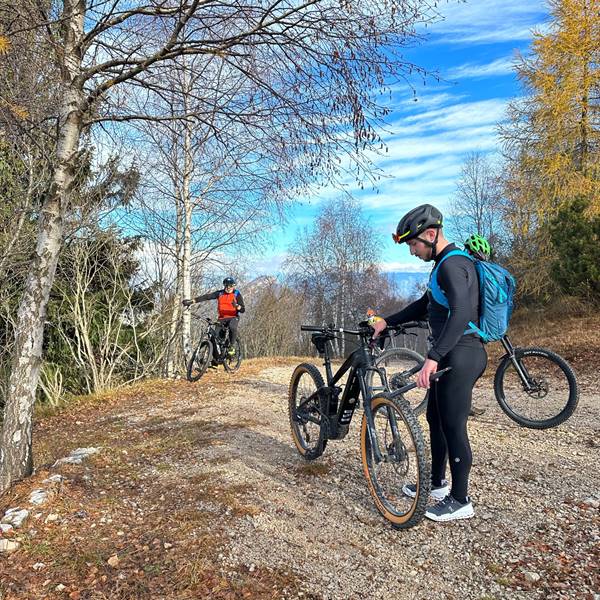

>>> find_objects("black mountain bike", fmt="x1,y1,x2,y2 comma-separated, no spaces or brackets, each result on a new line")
186,317,242,382
373,326,579,429
288,322,449,529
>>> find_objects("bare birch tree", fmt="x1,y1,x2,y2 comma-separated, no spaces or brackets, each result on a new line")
0,0,438,491
286,197,386,356
448,152,504,252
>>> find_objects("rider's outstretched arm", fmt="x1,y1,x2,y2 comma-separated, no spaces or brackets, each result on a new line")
182,290,220,306
385,293,428,327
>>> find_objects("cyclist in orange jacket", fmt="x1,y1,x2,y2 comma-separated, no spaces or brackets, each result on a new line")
183,277,245,355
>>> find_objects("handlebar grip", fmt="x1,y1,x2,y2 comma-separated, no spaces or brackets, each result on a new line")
301,325,324,332
429,367,452,381
401,320,428,329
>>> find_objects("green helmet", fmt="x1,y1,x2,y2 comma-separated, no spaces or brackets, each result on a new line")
464,233,491,260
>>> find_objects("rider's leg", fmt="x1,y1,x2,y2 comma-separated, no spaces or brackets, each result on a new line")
426,381,448,488
227,317,239,346
434,342,487,502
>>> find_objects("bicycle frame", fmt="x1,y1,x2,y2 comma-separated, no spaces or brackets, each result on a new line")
198,318,231,362
310,328,391,463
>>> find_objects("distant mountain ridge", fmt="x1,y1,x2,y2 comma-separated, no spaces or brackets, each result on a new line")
244,272,428,299
386,271,429,299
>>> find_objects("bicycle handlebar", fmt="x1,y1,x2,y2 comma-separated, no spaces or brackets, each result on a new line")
391,367,452,396
300,324,370,336
301,320,428,337
391,320,428,330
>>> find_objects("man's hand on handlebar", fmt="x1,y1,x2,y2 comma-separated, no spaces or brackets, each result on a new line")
182,299,194,307
417,358,439,389
370,317,388,338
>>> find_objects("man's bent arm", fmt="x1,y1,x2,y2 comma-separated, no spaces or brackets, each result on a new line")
385,293,428,327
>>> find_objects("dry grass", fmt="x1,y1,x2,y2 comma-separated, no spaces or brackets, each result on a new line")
0,370,308,599
489,307,600,371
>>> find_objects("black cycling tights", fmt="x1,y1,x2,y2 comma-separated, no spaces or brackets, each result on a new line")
219,317,239,345
426,342,487,503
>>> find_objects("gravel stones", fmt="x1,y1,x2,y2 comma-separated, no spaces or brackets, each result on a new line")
53,447,101,466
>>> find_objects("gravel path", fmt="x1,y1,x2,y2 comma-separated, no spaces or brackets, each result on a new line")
165,361,599,599
2,358,597,599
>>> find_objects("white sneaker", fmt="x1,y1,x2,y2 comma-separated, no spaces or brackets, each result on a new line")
402,479,449,501
425,495,475,522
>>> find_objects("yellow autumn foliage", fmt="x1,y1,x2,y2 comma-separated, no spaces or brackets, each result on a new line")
504,0,600,216
0,35,10,55
500,0,600,299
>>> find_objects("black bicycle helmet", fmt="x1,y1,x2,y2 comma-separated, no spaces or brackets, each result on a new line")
223,276,236,287
393,204,443,244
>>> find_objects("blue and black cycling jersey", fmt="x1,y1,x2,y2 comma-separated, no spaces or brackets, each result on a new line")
385,243,481,362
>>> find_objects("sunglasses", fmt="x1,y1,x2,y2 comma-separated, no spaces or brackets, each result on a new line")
392,230,411,244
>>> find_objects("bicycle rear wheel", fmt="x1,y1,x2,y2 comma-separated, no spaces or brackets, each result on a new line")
367,348,428,415
360,393,430,529
494,347,579,429
223,339,242,373
186,340,212,382
288,363,328,460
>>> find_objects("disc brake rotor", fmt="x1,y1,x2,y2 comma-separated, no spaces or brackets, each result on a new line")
526,378,549,398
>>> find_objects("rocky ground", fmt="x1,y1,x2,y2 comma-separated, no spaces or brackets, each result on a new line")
0,357,598,600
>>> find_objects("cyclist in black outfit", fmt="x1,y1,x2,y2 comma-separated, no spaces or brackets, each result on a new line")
372,204,487,522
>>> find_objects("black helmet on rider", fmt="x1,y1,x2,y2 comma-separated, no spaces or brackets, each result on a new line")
393,204,443,260
393,204,443,244
223,277,236,287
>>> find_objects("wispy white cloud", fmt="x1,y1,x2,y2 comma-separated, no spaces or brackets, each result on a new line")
245,253,287,276
446,57,516,80
382,124,499,162
387,98,508,137
430,0,548,44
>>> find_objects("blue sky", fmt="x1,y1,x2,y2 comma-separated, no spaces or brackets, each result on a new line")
248,0,550,276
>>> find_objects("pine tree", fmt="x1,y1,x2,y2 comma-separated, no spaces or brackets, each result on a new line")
500,0,600,299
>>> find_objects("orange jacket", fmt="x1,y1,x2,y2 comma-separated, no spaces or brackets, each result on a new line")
194,288,245,320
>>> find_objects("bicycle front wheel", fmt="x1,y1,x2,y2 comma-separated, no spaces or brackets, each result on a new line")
494,347,579,429
361,393,430,529
367,348,428,416
288,363,328,460
186,340,213,382
223,339,242,373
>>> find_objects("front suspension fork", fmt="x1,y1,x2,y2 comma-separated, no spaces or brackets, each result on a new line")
360,371,387,463
501,335,535,390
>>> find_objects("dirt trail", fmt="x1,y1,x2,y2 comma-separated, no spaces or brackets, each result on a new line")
1,358,598,599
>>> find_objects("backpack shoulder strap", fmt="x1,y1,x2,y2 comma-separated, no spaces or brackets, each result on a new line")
429,250,473,307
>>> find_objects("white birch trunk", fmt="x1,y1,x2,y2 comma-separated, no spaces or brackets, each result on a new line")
181,122,193,359
166,199,184,377
0,0,85,493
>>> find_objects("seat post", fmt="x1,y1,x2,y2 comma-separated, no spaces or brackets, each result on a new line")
323,340,334,384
